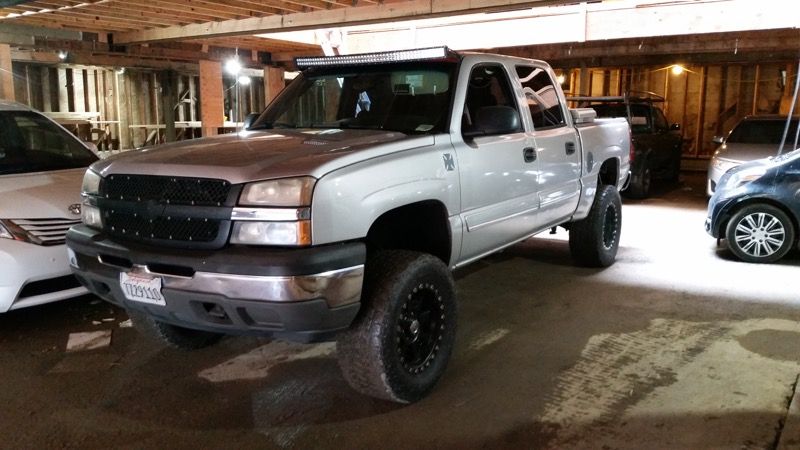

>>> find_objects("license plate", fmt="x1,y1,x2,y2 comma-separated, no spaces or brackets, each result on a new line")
119,272,166,306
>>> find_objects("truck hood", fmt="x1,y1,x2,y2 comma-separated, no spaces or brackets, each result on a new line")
0,168,85,219
714,142,781,163
92,129,435,184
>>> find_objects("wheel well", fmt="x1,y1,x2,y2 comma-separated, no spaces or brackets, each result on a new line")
598,158,619,186
720,198,799,238
366,200,451,264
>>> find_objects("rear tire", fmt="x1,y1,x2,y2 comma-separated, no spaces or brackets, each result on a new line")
569,185,622,267
337,250,457,403
725,204,795,263
128,310,223,350
627,163,651,199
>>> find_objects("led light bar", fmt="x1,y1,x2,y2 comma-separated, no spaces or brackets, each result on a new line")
296,47,456,69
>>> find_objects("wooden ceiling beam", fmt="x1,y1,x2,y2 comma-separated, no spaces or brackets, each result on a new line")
119,0,247,21
5,15,129,33
114,0,561,44
48,8,187,28
100,1,239,23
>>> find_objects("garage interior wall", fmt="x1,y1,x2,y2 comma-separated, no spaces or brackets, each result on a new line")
12,59,796,158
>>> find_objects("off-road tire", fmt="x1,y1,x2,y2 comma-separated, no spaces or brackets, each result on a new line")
725,203,795,264
627,162,651,199
128,310,223,350
337,250,457,403
569,184,622,267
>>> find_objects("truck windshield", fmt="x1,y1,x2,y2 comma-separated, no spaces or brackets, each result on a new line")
0,111,98,175
728,119,799,144
252,62,456,134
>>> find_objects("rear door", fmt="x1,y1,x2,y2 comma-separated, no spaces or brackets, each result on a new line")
515,64,581,225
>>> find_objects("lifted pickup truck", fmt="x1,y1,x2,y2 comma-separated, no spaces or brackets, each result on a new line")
67,47,630,403
571,92,682,198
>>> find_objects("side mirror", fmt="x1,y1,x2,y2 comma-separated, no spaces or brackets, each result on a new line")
84,141,99,153
463,105,521,138
243,113,259,130
711,135,724,145
670,123,680,131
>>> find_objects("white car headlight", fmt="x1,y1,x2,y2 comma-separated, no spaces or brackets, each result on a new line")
81,169,102,196
0,221,13,240
239,177,315,207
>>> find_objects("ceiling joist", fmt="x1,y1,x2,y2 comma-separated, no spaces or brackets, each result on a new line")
112,0,560,44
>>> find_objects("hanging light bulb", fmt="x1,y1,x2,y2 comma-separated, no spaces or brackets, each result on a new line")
57,50,68,60
225,58,242,75
671,64,685,76
237,75,251,86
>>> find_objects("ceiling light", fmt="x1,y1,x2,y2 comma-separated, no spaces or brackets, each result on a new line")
671,64,685,76
237,75,251,86
225,58,242,75
556,74,566,84
57,50,68,60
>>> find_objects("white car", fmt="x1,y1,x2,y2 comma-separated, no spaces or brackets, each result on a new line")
0,101,98,312
707,115,798,195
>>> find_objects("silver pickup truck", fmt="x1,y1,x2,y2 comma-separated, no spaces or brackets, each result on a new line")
66,47,630,403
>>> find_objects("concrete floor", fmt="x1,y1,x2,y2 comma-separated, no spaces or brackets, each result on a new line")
4,172,800,449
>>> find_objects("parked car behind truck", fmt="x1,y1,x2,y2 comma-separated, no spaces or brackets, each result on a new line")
67,47,630,402
707,115,799,196
571,92,682,198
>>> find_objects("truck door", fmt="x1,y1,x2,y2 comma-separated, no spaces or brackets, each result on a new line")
515,65,581,225
454,62,541,263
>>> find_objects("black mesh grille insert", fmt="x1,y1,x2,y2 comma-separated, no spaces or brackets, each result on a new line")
104,211,220,243
98,174,234,248
103,174,231,206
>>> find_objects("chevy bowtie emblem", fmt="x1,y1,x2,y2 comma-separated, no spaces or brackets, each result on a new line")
68,203,82,216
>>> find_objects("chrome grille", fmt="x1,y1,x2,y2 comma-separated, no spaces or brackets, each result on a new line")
11,218,81,246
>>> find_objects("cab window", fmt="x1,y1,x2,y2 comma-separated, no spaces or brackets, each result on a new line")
462,64,522,137
515,65,565,130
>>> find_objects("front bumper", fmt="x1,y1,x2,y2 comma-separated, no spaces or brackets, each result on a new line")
0,239,87,312
66,225,365,342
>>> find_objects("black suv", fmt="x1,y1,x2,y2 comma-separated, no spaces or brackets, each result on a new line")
706,147,800,263
571,92,683,198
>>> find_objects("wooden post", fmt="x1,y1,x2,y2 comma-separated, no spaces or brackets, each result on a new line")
115,70,131,150
161,70,176,143
57,68,69,112
0,44,14,101
578,64,590,96
199,60,223,137
694,66,708,157
73,68,85,112
41,67,51,112
752,64,760,115
264,66,284,105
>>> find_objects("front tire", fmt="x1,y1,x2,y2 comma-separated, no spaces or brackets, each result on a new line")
569,185,622,267
128,310,223,350
337,250,457,403
725,204,795,263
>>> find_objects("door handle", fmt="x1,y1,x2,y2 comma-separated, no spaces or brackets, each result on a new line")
523,147,536,163
565,141,576,155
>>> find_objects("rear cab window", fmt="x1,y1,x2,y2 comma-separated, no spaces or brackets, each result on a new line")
515,65,566,130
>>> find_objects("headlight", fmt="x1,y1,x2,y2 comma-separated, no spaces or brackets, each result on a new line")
0,221,12,240
81,169,102,196
230,221,311,246
239,177,315,207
